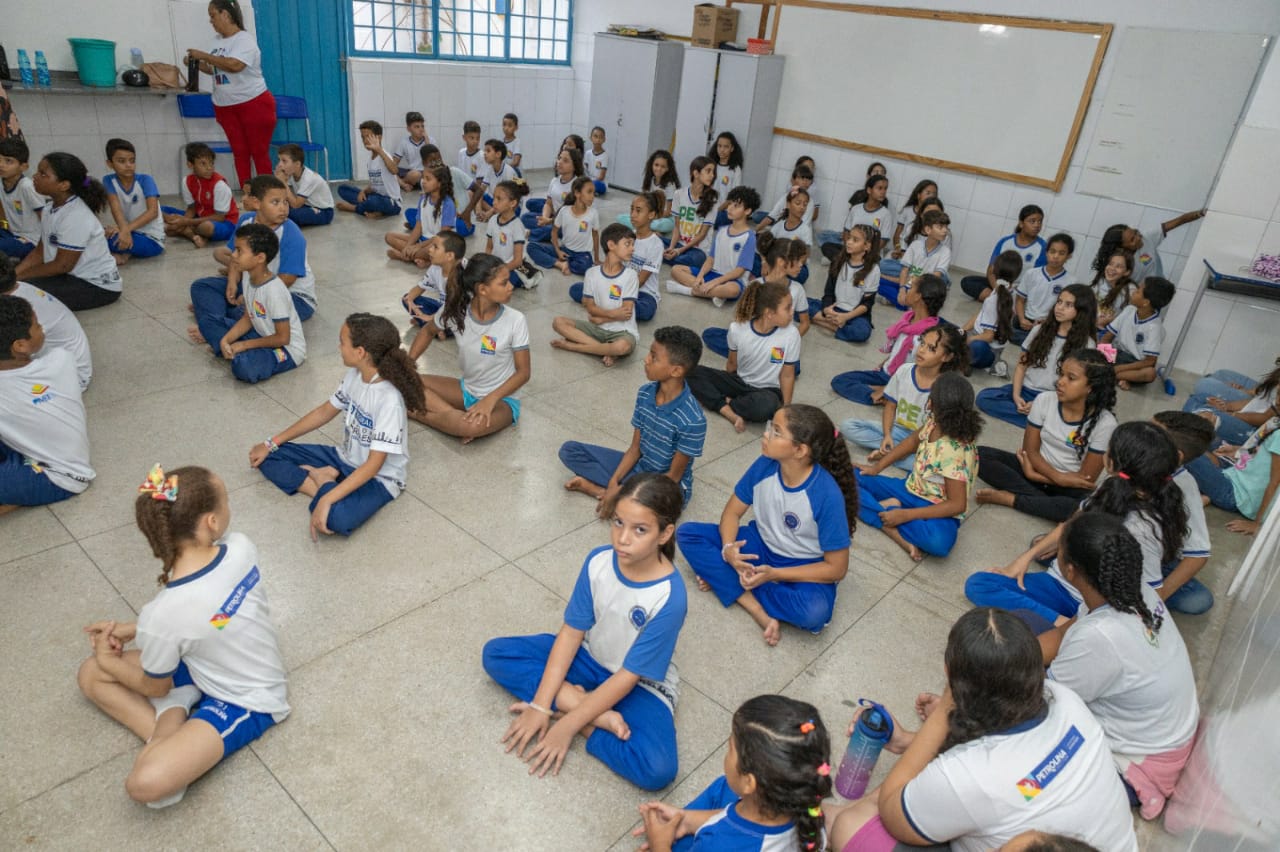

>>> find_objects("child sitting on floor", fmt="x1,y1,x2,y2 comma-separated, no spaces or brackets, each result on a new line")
162,143,238,248
1102,275,1175,390
550,223,639,367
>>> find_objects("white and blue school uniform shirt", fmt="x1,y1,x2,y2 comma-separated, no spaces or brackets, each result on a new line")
672,187,714,251
733,456,851,565
103,173,165,243
234,213,317,312
883,364,931,432
901,235,951,280
391,134,437,172
1,175,46,244
833,260,880,311
844,202,896,245
1106,305,1165,361
564,544,687,710
991,232,1047,272
486,213,526,265
136,532,290,719
1018,323,1094,394
708,225,756,283
1048,506,1168,607
1016,267,1072,322
976,284,1012,352
41,196,121,292
1026,391,1116,475
15,281,92,390
208,30,267,106
1132,228,1165,282
245,275,306,366
582,265,639,340
727,320,801,390
766,185,806,222
632,381,707,499
589,148,610,178
290,166,334,211
714,163,741,195
457,146,486,181
901,680,1138,852
416,193,458,238
477,161,517,195
1173,467,1211,561
331,367,409,497
365,155,403,205
632,232,665,303
691,804,802,851
1049,585,1198,759
554,205,599,254
503,136,521,169
435,304,530,400
770,217,813,249
544,175,576,218
0,347,94,493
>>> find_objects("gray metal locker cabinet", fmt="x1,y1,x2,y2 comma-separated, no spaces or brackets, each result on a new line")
587,34,685,194
673,47,784,194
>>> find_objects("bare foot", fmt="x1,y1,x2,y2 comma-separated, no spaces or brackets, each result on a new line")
564,476,603,499
414,257,428,268
113,253,130,266
0,504,20,517
885,527,925,562
187,325,206,344
695,575,711,592
1118,379,1131,391
761,618,782,646
719,405,745,433
187,302,195,314
880,497,902,509
592,709,631,740
1201,494,1211,507
191,234,206,248
216,265,228,276
362,211,385,220
555,261,570,274
601,355,616,368
866,448,886,462
975,488,1015,508
303,465,340,487
550,339,568,350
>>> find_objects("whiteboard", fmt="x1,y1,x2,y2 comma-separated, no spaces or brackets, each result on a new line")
767,3,1110,190
1077,28,1270,211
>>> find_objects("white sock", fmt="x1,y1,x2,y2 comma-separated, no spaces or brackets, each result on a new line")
666,281,693,296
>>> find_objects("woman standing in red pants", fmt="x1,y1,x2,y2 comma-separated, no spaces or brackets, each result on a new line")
185,0,276,190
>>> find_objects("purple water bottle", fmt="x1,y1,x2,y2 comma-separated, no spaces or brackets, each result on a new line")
835,699,892,800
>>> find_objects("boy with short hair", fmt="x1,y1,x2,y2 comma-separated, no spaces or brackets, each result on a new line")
559,324,707,509
162,142,239,247
895,209,952,301
1105,276,1175,389
275,143,334,227
1153,410,1216,615
0,137,45,260
455,121,485,236
551,223,639,367
0,294,94,512
0,254,91,390
188,223,305,384
501,113,522,173
667,186,761,304
1014,232,1075,342
466,139,517,226
335,120,403,218
588,126,609,196
393,111,436,193
102,138,164,264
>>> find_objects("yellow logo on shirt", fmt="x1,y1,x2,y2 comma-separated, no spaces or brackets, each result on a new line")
480,334,497,355
769,347,784,363
30,384,48,395
252,299,267,318
578,220,589,232
609,283,622,298
1139,252,1152,265
499,232,508,245
720,175,729,185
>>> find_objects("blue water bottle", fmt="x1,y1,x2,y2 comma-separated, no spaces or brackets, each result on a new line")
34,51,51,87
17,49,34,87
835,699,893,800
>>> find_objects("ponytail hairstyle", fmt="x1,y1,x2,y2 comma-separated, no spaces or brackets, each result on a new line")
1061,512,1162,633
613,473,685,560
209,0,245,30
1021,283,1097,371
135,465,222,586
734,279,792,325
848,173,889,208
710,131,744,169
784,404,858,532
1094,250,1136,315
1253,355,1280,401
345,313,425,412
633,189,662,218
990,250,1022,344
1063,349,1117,462
928,372,983,444
426,165,453,218
903,197,945,248
932,324,971,376
494,179,530,206
43,152,108,213
560,133,584,154
1086,421,1188,563
730,695,832,852
1092,224,1128,277
833,224,881,286
643,149,680,191
756,233,808,282
1014,204,1045,235
689,156,719,216
569,175,594,206
915,273,948,318
901,179,938,214
942,608,1047,752
440,253,505,335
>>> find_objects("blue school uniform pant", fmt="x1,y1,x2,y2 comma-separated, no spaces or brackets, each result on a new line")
191,275,314,324
1161,558,1213,615
288,206,334,227
560,441,687,499
831,369,891,405
841,419,913,472
189,278,299,383
0,229,35,259
568,283,657,321
1184,453,1239,513
968,339,997,370
519,210,553,243
336,184,401,216
526,240,592,274
975,384,1045,429
965,568,1081,627
0,439,77,506
403,294,443,328
106,232,164,258
481,633,678,791
675,521,836,633
663,246,706,270
163,205,237,242
1182,371,1259,446
806,300,872,343
593,179,608,196
256,443,395,536
856,471,961,557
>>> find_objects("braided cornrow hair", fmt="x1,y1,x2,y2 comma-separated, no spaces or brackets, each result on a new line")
1062,512,1162,633
784,404,858,532
1063,349,1116,462
134,466,221,586
731,695,832,852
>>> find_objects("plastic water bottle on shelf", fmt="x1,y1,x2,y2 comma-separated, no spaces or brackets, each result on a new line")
17,49,34,87
130,48,144,69
34,51,51,87
834,699,892,800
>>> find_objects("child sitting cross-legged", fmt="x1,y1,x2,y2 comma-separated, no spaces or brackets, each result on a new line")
559,325,707,511
1102,275,1175,390
667,186,761,306
526,176,600,276
550,223,639,367
161,143,238,249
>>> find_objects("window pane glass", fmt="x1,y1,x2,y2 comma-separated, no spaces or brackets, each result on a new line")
394,29,416,53
553,41,566,62
439,32,456,55
354,25,374,50
554,21,566,41
372,2,394,25
354,0,570,63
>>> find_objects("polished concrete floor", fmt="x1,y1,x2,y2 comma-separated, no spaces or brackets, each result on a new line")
0,171,1248,850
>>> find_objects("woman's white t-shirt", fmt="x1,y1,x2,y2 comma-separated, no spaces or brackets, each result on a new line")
209,29,268,107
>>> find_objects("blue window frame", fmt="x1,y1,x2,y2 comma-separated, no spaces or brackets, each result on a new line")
349,0,571,64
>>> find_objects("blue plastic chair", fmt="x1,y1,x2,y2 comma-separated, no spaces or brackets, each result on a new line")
271,95,329,180
175,93,234,180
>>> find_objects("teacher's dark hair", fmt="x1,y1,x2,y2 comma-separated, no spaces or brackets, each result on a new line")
210,0,246,31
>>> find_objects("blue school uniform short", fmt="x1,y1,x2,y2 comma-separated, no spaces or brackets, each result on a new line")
171,663,277,758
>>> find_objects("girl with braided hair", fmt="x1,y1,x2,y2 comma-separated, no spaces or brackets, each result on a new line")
965,421,1188,628
826,608,1136,852
634,694,832,852
976,349,1118,522
1042,512,1198,821
676,405,856,646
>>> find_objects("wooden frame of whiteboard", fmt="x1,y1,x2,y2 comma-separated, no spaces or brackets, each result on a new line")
726,0,1113,190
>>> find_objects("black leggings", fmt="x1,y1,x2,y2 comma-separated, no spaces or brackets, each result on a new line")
960,274,990,300
687,366,783,423
27,275,121,311
977,446,1092,522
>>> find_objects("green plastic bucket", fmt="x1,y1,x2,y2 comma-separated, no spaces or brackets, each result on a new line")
68,38,118,87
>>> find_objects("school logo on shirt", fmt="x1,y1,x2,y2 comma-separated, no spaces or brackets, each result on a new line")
1135,332,1145,345
30,384,54,405
12,200,23,214
1025,252,1035,262
1066,428,1084,450
498,231,509,246
609,283,622,299
628,606,648,629
470,163,478,174
560,192,570,203
480,334,497,355
1139,252,1152,265
1015,725,1085,801
578,220,589,232
769,346,784,363
732,242,743,253
251,299,268,318
208,566,260,630
720,175,729,185
872,217,882,228
783,511,801,530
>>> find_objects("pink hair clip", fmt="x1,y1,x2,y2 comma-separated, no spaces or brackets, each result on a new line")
1097,343,1118,364
817,762,831,776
